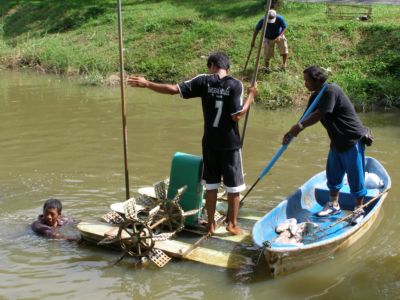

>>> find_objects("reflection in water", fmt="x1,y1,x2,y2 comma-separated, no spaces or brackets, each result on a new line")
0,70,399,299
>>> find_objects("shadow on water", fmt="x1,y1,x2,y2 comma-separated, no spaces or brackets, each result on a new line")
225,240,274,283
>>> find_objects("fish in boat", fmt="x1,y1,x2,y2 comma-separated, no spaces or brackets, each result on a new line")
252,156,391,277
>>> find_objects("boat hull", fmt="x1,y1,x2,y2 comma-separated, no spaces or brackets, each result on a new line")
265,193,387,277
252,156,391,277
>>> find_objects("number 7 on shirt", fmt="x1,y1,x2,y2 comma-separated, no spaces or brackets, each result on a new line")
213,100,223,127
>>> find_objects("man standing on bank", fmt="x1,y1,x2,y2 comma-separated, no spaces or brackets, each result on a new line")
127,52,257,235
251,9,288,72
282,66,370,225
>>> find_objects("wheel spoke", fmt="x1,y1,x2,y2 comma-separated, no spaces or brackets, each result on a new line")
122,228,134,238
120,237,134,243
139,235,152,240
118,220,155,257
140,240,150,248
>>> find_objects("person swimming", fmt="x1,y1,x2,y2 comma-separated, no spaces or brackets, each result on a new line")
31,198,79,241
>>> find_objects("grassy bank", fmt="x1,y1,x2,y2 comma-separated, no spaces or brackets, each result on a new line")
0,0,399,110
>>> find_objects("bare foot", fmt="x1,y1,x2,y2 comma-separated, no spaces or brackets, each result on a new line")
207,221,216,235
226,223,242,235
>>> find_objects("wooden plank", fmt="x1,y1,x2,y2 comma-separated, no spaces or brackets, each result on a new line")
154,238,251,269
137,186,229,201
77,218,258,269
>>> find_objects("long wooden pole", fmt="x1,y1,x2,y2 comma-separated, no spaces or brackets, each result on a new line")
241,0,272,148
242,45,254,76
117,0,130,200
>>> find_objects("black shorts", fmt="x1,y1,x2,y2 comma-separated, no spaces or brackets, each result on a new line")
202,147,245,193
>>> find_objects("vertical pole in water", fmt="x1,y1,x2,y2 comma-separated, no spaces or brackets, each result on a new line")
117,0,130,200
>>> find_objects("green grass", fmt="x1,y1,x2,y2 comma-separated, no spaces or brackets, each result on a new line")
0,0,399,109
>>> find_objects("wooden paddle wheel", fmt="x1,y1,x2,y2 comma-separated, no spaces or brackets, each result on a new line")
99,183,190,267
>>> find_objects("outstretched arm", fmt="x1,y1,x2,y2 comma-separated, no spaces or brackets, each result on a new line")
282,110,324,144
127,76,179,95
232,85,258,122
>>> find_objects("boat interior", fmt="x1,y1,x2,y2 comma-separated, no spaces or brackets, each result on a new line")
253,157,391,248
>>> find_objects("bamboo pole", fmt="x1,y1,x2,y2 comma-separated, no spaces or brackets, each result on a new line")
117,0,130,200
241,0,272,148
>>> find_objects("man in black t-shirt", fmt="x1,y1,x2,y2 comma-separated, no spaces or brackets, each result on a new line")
283,66,369,225
127,52,257,235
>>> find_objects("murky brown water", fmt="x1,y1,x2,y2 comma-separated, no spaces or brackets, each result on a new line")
1,70,399,299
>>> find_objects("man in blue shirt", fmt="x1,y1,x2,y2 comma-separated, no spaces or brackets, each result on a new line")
251,9,288,72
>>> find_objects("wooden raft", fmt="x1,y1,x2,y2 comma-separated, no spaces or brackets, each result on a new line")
77,213,260,269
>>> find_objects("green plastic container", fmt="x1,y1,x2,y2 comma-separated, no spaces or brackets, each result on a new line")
167,152,204,226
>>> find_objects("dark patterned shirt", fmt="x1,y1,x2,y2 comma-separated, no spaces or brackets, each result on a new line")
178,74,244,150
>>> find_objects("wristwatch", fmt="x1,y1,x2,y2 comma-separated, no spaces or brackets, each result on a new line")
297,122,304,130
